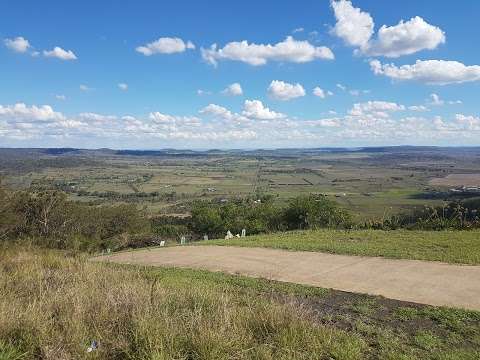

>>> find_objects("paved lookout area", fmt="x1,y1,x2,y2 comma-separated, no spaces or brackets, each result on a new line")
93,245,480,310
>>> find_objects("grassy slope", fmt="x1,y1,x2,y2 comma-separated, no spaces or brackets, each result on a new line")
202,229,480,265
1,247,479,360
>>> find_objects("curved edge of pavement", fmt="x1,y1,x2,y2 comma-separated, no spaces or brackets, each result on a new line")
93,245,480,311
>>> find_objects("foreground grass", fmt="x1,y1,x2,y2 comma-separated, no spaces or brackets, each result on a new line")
1,247,479,359
202,229,480,265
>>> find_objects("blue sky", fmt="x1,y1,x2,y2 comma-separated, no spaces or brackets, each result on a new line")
1,0,480,149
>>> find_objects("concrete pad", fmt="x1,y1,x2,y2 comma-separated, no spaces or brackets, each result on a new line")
93,246,480,310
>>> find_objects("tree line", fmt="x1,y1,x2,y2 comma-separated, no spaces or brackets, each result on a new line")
1,182,479,252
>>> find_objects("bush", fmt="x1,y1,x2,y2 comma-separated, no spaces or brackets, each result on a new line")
151,216,190,240
190,201,225,237
282,195,352,230
363,201,480,231
190,196,351,239
190,198,287,239
3,189,150,251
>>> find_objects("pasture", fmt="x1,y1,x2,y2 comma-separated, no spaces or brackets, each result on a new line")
2,147,480,220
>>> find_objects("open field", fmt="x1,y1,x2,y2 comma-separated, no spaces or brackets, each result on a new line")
95,245,480,310
203,229,480,265
2,246,480,359
2,147,480,220
430,174,480,187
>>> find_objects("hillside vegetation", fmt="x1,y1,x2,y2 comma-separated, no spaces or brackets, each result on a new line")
1,246,479,360
2,181,479,255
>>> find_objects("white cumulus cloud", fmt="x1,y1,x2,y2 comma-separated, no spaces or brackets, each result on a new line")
349,101,405,117
351,100,406,113
199,103,249,123
455,114,480,131
118,83,128,91
363,16,445,58
43,46,77,60
201,36,334,66
331,0,374,48
78,112,117,122
331,1,445,58
408,105,429,112
136,37,195,56
313,87,333,99
0,103,65,122
200,104,232,117
1,100,478,147
268,80,305,101
221,83,243,96
242,100,285,120
313,87,326,98
370,59,480,85
148,112,200,126
4,36,31,53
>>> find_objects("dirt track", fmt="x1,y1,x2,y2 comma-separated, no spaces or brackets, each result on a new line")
93,246,480,310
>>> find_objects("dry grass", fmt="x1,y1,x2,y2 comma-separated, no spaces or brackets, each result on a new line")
2,246,479,359
0,246,365,360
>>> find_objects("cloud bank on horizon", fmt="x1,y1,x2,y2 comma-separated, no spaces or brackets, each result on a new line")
1,0,479,148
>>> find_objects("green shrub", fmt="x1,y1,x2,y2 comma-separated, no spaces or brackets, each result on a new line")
283,195,352,230
151,217,190,240
3,189,150,251
364,202,480,231
190,196,351,239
